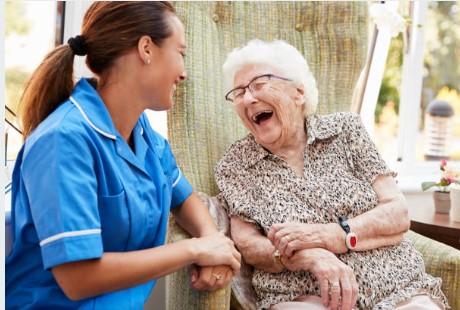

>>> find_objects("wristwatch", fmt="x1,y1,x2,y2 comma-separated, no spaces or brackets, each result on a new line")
338,216,357,250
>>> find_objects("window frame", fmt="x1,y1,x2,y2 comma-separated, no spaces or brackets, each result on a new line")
359,1,458,191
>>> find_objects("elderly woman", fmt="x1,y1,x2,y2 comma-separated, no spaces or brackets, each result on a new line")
215,39,449,310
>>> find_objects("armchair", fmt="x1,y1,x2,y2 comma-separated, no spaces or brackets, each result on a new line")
166,2,460,309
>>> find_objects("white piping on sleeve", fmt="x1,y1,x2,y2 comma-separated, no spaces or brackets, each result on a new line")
39,229,102,247
172,170,182,188
70,96,116,140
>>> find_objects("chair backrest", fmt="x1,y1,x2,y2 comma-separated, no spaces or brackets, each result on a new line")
168,1,368,196
166,2,368,309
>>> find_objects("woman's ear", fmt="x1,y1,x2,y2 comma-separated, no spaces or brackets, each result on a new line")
137,35,152,65
294,84,306,105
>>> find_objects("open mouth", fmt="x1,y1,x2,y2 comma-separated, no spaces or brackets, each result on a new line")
251,110,273,125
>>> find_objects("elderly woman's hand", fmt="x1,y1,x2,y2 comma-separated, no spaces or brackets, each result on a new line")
268,222,344,257
281,248,358,310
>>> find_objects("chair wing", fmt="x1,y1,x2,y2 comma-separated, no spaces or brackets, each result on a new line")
168,1,368,196
166,2,368,309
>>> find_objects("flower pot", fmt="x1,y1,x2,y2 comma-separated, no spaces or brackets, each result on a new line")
433,191,451,213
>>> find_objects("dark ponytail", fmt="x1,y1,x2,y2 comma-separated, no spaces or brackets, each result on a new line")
20,45,75,139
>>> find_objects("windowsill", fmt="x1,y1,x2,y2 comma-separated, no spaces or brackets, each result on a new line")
389,160,452,194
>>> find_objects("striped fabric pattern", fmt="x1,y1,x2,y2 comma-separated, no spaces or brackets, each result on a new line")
166,2,366,309
405,230,460,310
167,1,368,197
166,2,460,309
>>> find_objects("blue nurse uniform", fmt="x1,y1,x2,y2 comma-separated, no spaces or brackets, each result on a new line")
6,78,193,309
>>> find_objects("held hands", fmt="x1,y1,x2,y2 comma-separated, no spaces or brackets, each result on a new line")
281,248,358,310
189,231,241,290
189,264,234,291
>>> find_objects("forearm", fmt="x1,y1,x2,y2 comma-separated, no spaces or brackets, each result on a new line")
323,201,407,253
52,238,198,300
231,216,283,273
348,193,408,249
325,176,410,253
171,192,218,237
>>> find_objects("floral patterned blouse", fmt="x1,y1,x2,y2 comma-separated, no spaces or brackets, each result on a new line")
215,112,449,310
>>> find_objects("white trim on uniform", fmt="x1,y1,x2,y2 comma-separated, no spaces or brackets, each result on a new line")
172,170,182,188
70,96,117,140
39,229,102,247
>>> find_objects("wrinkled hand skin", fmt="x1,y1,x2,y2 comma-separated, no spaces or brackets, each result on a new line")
282,248,359,310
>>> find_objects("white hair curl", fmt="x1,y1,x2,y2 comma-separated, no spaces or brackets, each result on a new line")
222,39,318,115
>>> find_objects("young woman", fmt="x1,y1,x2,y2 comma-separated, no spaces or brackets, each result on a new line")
6,2,240,309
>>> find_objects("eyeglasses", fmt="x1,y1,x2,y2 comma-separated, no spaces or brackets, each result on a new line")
225,74,292,103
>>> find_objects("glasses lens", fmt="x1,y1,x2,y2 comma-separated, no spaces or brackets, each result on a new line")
226,88,244,102
249,75,271,92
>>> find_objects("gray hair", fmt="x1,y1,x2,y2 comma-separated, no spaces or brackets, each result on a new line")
222,39,318,115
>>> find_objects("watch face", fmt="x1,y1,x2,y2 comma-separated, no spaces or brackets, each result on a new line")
346,233,357,249
349,234,357,248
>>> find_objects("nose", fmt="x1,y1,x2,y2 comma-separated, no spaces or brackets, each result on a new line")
179,71,187,81
242,88,257,106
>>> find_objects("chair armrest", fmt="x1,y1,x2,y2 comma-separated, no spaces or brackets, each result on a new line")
405,230,460,309
165,215,232,310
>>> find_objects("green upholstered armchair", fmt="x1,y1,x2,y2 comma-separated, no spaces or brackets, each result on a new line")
165,2,460,309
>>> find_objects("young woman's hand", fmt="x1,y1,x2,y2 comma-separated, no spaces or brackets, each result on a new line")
190,232,241,274
189,264,234,291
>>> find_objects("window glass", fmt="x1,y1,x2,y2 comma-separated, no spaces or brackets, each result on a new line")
374,32,403,163
5,1,63,162
419,1,460,162
374,1,460,163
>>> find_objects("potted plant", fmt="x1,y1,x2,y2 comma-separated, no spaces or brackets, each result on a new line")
422,160,460,213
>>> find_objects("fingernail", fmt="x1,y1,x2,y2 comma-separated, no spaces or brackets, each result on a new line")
191,275,196,283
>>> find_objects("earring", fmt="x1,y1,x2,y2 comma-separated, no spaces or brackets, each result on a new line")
146,57,151,65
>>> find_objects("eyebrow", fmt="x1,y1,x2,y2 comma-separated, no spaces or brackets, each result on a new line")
234,73,270,89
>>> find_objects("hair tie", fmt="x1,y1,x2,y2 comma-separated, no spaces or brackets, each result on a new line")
68,35,88,56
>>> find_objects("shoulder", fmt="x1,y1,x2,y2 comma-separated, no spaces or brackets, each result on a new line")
307,112,360,143
215,134,256,175
26,100,88,148
315,112,360,127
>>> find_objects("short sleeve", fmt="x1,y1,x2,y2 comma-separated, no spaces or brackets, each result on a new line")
344,113,397,184
22,127,103,269
169,158,193,209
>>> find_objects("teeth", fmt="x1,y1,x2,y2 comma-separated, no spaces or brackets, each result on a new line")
252,110,272,122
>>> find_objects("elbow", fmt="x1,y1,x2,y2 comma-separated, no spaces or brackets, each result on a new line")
52,268,93,301
398,194,410,233
57,282,89,301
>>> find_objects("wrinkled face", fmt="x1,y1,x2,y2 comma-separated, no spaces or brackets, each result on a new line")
232,64,305,148
148,14,187,111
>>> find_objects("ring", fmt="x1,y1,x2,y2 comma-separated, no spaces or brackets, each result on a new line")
330,281,340,287
212,273,221,281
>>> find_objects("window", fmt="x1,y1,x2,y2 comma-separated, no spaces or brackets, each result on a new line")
363,1,460,188
4,1,64,208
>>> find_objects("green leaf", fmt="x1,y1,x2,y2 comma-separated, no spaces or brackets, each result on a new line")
421,182,437,191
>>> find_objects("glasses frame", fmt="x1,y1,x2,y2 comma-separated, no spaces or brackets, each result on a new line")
224,73,292,103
